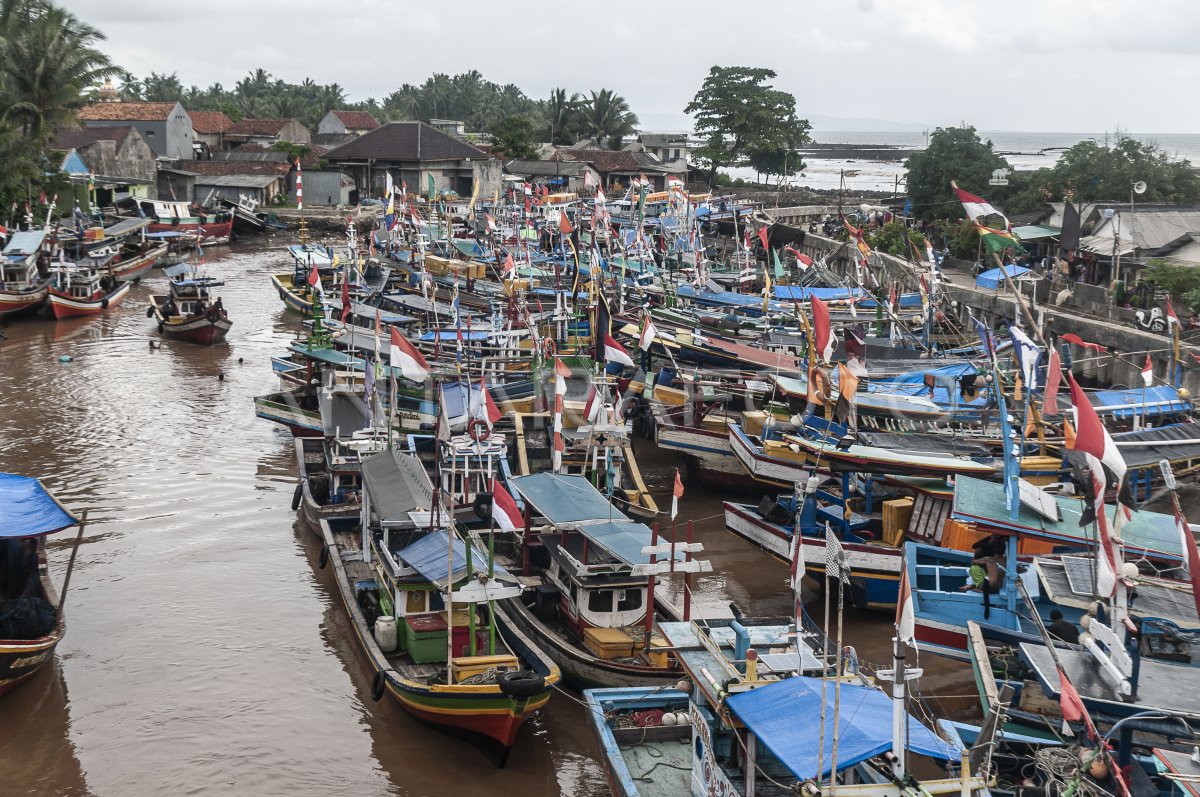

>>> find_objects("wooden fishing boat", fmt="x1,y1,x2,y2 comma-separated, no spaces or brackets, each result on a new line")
728,420,812,487
0,474,80,698
128,199,233,246
496,473,697,689
784,430,998,478
324,449,559,760
293,437,365,535
0,230,50,318
270,271,321,314
109,240,167,282
46,258,131,319
149,265,232,345
254,385,322,437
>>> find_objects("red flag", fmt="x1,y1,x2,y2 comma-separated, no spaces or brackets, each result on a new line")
757,225,769,252
1142,354,1154,387
1061,332,1106,352
476,377,503,427
1167,492,1200,620
671,468,684,520
1167,297,1180,328
810,296,834,363
559,210,573,235
307,265,320,288
1057,666,1088,724
1042,348,1062,416
340,278,350,322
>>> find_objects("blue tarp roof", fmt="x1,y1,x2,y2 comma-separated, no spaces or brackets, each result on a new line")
0,474,78,538
511,473,629,525
2,229,47,257
395,529,510,586
774,286,867,301
420,330,491,342
578,520,684,565
726,676,959,781
975,264,1031,289
1090,385,1191,419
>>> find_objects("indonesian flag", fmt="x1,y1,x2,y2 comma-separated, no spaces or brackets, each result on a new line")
896,560,915,645
475,377,503,428
1168,490,1200,620
583,384,604,424
595,188,607,205
785,246,813,270
490,477,522,532
1142,354,1154,387
485,213,497,232
307,264,320,288
810,295,835,364
639,315,660,351
501,252,516,280
952,181,1006,224
1067,374,1126,597
559,210,573,235
604,333,634,367
389,327,430,382
1167,298,1180,329
554,356,571,395
671,469,684,520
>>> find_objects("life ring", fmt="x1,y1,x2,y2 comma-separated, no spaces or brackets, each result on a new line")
291,483,302,510
318,545,330,570
370,670,387,701
467,418,490,441
472,492,493,520
497,669,545,698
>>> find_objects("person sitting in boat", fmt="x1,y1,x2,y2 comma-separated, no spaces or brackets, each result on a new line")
163,298,178,318
212,297,224,317
959,555,1004,593
1048,609,1080,644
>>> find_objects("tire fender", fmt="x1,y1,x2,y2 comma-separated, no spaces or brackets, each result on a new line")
291,483,302,510
371,670,387,702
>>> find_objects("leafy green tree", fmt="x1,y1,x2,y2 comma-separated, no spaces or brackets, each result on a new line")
142,71,183,102
0,0,120,138
684,66,811,188
488,115,538,160
905,125,1009,221
863,222,927,258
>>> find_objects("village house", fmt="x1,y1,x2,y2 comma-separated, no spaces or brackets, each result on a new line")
624,132,694,167
323,121,500,201
224,118,312,149
189,110,235,158
317,110,380,137
547,147,682,193
77,101,194,161
53,125,158,201
189,160,290,206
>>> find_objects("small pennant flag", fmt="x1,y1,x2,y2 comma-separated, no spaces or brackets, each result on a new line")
1167,298,1180,329
896,559,915,645
583,384,604,424
389,327,430,382
1142,354,1154,387
554,357,571,395
491,478,522,532
559,209,573,235
1060,332,1106,352
671,469,684,520
810,295,835,363
1043,348,1063,416
307,264,320,288
639,314,660,352
476,377,503,428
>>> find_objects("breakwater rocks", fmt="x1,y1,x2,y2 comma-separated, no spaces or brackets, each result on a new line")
799,142,919,162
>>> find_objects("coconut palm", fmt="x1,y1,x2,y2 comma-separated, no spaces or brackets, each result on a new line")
0,0,120,138
580,88,638,149
545,87,581,145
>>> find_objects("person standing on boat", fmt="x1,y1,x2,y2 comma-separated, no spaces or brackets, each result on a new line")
1048,610,1080,644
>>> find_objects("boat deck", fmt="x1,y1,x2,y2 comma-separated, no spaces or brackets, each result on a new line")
615,736,689,797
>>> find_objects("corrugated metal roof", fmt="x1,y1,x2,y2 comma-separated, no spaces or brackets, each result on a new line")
361,451,433,526
1013,224,1060,241
194,174,281,188
1111,423,1200,469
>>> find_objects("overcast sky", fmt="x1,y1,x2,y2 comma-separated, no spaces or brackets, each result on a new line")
67,0,1200,134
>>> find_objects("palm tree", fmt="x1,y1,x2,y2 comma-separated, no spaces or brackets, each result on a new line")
545,87,581,145
0,0,121,138
384,84,422,120
420,73,453,119
580,89,639,148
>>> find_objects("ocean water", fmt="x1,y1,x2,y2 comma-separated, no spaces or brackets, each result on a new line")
726,130,1200,193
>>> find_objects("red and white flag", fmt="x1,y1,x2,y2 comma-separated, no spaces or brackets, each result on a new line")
1067,374,1127,486
1142,354,1154,387
1042,348,1063,416
475,377,502,428
785,246,814,270
501,252,516,280
490,478,522,532
639,315,660,351
307,264,321,291
1167,298,1180,329
952,181,1006,225
583,384,604,424
604,333,634,367
810,295,835,364
670,469,684,520
1169,495,1200,620
554,357,571,396
389,327,430,382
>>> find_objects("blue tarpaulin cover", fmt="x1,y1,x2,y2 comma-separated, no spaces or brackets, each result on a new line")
773,286,867,301
577,520,684,565
975,265,1030,289
726,676,959,781
1090,386,1191,419
395,530,510,587
512,473,629,525
0,474,78,538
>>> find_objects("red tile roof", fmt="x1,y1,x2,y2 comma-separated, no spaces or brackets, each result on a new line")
190,110,234,134
188,160,291,177
77,101,179,122
331,110,380,130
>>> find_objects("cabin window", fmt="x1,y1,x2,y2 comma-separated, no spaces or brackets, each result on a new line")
588,590,614,612
404,590,426,614
616,589,642,612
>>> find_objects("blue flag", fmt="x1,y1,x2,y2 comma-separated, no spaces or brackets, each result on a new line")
969,312,994,357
